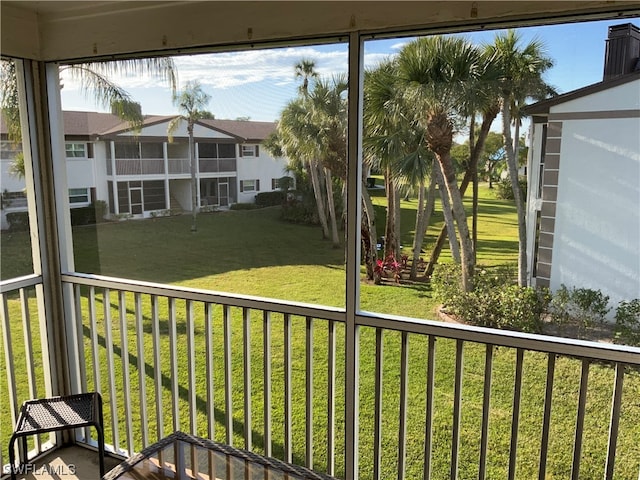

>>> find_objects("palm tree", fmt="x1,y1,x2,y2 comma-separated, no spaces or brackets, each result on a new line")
364,60,406,261
486,30,554,286
294,59,319,96
167,80,211,232
1,56,178,175
306,75,348,247
273,97,333,241
397,36,487,292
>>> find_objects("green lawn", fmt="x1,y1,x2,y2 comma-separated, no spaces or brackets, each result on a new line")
1,184,638,479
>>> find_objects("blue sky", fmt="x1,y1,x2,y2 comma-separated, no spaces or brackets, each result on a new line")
60,18,639,123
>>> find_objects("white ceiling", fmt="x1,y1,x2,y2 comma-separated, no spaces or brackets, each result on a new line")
2,1,640,61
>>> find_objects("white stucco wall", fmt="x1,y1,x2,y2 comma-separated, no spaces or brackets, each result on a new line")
235,144,289,204
552,81,640,113
551,116,640,311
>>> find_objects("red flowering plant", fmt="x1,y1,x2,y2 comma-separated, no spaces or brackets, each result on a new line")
374,254,404,284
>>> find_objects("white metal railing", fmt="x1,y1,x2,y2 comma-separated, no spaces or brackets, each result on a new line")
0,274,49,469
168,158,190,175
2,272,640,479
199,158,237,173
114,158,165,176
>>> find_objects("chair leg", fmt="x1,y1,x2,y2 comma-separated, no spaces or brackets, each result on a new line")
8,435,17,480
95,424,105,478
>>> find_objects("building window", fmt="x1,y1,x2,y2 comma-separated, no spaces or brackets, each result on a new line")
272,176,293,190
69,188,90,204
65,143,86,158
1,141,22,159
1,191,27,208
240,145,259,157
240,179,260,192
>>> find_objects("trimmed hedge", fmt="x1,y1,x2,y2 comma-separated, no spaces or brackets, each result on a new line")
255,191,286,207
6,211,29,231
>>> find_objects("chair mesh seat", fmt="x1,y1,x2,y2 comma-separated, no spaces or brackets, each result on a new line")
16,395,96,433
8,393,105,480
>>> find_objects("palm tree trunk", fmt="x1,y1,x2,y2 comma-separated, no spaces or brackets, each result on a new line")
501,96,528,286
470,115,478,263
189,127,198,232
309,161,330,239
361,184,378,281
410,164,437,279
394,186,401,259
434,167,461,263
436,151,475,292
324,168,340,247
425,107,498,277
384,169,398,259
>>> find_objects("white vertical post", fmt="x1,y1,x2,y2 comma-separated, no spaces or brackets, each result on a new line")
345,30,364,480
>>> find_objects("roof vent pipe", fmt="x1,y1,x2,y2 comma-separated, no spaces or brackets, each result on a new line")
603,23,640,80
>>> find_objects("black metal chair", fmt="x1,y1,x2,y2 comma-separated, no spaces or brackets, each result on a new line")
8,392,105,480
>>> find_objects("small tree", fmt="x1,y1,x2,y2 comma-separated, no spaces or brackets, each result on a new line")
168,81,211,232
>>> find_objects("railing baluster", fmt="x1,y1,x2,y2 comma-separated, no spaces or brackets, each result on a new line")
398,332,409,480
169,297,180,433
604,363,624,479
243,307,253,450
1,292,19,445
73,284,88,394
306,316,314,469
479,344,494,480
327,319,336,476
205,303,215,441
423,336,435,480
508,348,524,480
151,295,164,441
284,313,293,463
538,354,556,480
186,300,197,435
263,310,272,457
74,285,91,449
89,287,101,394
373,328,384,480
223,304,233,446
68,284,84,396
450,339,464,479
571,359,590,480
103,288,121,452
134,292,149,448
20,288,40,454
118,290,134,456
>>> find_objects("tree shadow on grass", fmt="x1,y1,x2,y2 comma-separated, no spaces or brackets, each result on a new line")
83,323,308,468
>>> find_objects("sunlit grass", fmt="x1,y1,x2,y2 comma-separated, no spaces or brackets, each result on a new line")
1,183,638,478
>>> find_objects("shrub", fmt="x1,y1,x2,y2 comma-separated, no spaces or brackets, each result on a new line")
93,200,108,222
6,211,29,231
614,299,640,346
549,284,611,330
230,203,259,211
431,263,549,333
430,263,463,307
495,176,527,200
70,206,96,225
255,191,286,207
281,198,319,225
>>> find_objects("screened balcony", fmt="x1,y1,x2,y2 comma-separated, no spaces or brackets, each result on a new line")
1,2,640,480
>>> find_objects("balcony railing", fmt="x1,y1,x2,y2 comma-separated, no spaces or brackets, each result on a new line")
109,158,238,176
114,159,165,176
1,273,639,479
199,158,237,173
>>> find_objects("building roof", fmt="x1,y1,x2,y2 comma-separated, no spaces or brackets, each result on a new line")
199,119,276,142
62,110,125,136
523,71,640,115
1,110,276,142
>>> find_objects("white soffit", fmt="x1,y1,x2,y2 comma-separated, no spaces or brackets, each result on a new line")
2,1,640,61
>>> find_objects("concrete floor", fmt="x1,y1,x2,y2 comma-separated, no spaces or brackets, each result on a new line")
8,445,121,480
